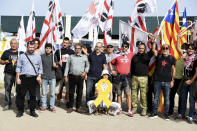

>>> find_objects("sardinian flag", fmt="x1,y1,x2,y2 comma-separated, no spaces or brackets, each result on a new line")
129,0,156,22
47,0,64,48
17,16,26,52
128,0,156,52
99,0,114,47
193,20,197,41
72,0,104,39
119,20,148,53
26,0,36,42
39,0,55,51
39,0,64,52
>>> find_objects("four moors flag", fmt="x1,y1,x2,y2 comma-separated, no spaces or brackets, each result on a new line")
26,0,36,42
39,0,64,52
162,0,180,60
128,0,156,53
99,0,114,47
72,0,104,39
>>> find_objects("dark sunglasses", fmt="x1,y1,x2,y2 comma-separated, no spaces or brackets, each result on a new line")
162,47,169,50
107,46,113,48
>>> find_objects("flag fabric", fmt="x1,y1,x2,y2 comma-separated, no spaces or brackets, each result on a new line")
162,0,180,60
99,0,114,47
180,8,187,45
129,0,156,26
119,20,148,53
39,0,64,52
193,20,197,41
17,16,26,52
148,27,162,76
26,0,36,43
72,0,104,39
128,0,157,54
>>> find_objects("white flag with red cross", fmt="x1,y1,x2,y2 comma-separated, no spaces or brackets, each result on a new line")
26,0,36,42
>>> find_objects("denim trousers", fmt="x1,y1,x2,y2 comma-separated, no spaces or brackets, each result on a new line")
4,73,16,106
180,82,195,118
41,79,56,109
86,76,99,104
153,81,171,115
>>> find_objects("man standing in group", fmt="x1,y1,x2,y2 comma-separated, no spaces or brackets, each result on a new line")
131,41,153,116
86,42,106,104
16,41,43,117
55,37,74,106
0,38,22,111
105,44,117,101
41,43,58,112
150,37,176,120
110,42,135,117
64,44,89,113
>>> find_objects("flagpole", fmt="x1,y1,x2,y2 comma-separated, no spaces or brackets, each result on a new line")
178,22,196,36
155,0,160,27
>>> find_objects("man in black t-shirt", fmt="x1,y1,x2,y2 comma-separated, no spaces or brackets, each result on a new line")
0,39,23,110
149,38,176,120
176,43,197,124
55,37,74,106
131,41,153,116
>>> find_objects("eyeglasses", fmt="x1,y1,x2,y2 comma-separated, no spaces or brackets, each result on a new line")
162,47,169,50
96,46,102,48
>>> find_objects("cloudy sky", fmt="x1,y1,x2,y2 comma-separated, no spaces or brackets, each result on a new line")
0,0,196,16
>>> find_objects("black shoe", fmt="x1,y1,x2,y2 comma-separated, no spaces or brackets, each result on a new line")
149,112,158,118
36,100,41,110
164,114,170,121
30,111,38,117
16,112,23,117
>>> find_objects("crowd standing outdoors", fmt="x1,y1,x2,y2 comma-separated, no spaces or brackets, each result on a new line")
0,32,197,124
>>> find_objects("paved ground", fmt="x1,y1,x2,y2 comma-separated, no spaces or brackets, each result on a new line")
0,88,196,131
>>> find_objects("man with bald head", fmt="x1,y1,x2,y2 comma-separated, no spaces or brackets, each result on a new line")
149,37,176,120
86,42,107,105
0,39,23,110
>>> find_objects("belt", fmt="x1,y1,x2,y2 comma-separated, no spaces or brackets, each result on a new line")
69,74,81,78
22,74,36,78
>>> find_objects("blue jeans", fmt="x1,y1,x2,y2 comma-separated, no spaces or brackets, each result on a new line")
41,79,56,109
4,73,16,106
181,82,195,118
153,81,171,115
86,76,99,104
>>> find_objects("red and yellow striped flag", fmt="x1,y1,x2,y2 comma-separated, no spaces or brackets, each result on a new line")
162,0,180,60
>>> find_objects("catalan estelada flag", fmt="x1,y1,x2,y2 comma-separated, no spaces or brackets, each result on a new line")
162,0,180,60
180,8,188,45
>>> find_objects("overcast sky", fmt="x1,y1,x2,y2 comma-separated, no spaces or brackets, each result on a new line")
0,0,196,16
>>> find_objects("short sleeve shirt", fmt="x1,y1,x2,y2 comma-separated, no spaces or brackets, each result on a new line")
1,49,23,74
111,52,134,75
88,52,106,78
154,54,176,82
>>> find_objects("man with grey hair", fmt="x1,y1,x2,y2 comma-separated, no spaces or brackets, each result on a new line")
149,36,176,120
64,43,90,113
0,38,23,111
